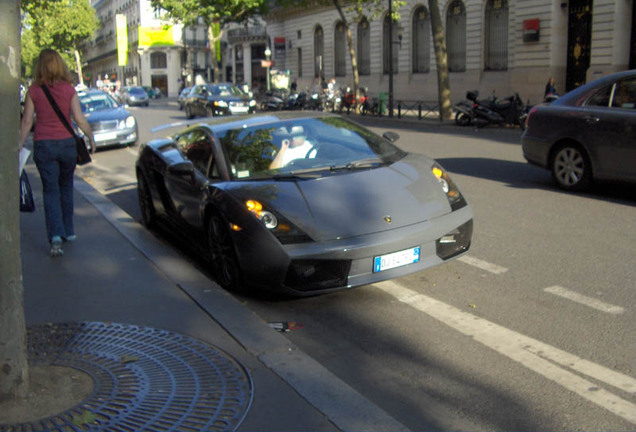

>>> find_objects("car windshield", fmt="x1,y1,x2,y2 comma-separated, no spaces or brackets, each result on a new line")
217,117,406,180
79,92,120,112
128,87,145,95
209,84,244,97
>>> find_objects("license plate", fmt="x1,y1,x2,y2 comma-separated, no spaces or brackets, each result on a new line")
373,246,421,272
96,131,117,141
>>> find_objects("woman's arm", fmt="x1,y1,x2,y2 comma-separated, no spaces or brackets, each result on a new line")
269,139,290,169
19,93,34,150
70,93,96,153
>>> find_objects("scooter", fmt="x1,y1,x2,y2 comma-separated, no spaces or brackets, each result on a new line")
467,90,528,130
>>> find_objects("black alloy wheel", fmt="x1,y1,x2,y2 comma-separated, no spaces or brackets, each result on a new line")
137,171,157,229
551,143,592,191
207,211,241,291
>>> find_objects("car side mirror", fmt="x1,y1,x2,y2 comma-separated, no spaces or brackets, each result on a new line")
383,131,400,143
168,160,195,177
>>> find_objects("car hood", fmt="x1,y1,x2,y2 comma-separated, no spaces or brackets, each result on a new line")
224,153,450,241
85,108,131,123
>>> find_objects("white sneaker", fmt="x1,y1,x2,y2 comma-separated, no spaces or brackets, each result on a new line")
50,237,63,257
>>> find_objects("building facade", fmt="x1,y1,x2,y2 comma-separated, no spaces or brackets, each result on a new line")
260,0,635,104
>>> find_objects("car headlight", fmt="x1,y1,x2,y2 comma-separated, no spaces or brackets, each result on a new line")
432,163,467,211
249,99,256,107
245,200,311,244
125,116,136,128
215,101,229,107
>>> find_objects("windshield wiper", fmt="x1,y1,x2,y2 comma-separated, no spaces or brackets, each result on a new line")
330,158,387,171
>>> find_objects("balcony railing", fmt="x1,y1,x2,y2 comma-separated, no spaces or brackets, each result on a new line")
226,26,267,43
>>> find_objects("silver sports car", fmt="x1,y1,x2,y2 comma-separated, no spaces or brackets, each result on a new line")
136,112,473,296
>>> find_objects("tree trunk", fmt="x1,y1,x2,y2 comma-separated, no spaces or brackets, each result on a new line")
0,0,30,402
207,25,222,83
428,0,452,120
74,49,84,86
333,0,360,103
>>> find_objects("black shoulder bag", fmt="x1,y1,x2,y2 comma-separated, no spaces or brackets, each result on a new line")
41,85,92,165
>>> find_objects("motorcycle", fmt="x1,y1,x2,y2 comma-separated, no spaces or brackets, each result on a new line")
465,90,528,130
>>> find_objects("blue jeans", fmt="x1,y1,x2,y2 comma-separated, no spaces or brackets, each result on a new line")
33,138,76,243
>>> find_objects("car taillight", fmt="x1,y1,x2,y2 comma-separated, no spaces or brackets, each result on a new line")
526,106,539,128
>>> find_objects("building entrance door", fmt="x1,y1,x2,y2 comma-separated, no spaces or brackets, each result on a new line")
566,0,593,92
151,75,168,97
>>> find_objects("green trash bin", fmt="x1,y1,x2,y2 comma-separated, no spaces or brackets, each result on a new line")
378,92,387,115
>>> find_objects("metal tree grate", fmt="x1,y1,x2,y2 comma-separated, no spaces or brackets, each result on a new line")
1,322,253,432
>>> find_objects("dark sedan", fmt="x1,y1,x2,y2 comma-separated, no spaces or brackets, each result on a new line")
78,90,138,148
522,70,636,191
184,83,256,119
136,112,473,296
120,86,149,107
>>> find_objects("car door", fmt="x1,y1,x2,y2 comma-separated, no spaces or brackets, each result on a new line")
583,77,636,180
164,128,215,230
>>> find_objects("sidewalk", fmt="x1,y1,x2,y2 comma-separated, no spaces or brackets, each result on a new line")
19,162,409,432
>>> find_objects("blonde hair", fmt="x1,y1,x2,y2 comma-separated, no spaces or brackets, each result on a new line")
33,49,72,86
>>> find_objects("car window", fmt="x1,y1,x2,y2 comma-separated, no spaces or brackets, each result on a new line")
586,85,613,107
611,78,636,109
177,129,213,175
79,92,119,112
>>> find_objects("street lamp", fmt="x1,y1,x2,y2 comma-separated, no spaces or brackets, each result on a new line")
264,47,272,92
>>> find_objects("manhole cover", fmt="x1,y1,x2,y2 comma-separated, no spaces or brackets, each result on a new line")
2,322,252,432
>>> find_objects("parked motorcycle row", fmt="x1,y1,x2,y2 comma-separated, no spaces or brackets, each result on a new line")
454,90,530,130
257,86,382,116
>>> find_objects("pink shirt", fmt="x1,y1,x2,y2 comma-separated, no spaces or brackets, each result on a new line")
29,82,77,141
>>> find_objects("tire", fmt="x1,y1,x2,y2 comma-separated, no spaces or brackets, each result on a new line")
185,105,194,119
455,111,471,126
207,106,215,117
551,143,592,191
207,211,241,291
137,171,157,229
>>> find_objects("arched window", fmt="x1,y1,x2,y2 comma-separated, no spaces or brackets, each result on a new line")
150,52,167,69
334,21,347,77
412,6,430,73
383,14,399,74
357,18,371,76
314,26,324,78
485,0,509,70
446,0,466,72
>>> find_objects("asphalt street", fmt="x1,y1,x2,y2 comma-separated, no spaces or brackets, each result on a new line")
74,99,636,431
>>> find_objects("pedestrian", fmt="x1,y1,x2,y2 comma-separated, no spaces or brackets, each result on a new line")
19,48,96,257
544,76,558,101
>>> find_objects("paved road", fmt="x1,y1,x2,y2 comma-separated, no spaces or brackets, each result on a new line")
77,101,636,431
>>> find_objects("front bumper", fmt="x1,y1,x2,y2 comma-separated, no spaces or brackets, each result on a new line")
93,126,138,147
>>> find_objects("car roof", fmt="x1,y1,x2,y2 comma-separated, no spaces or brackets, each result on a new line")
557,69,636,105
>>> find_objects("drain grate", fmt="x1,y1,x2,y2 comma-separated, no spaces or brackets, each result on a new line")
2,322,253,432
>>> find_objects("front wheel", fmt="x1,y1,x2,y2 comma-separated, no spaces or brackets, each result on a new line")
137,171,157,229
207,211,241,291
185,105,194,119
551,144,592,191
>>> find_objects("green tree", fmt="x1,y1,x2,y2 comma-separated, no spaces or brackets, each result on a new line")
21,0,99,84
151,0,268,83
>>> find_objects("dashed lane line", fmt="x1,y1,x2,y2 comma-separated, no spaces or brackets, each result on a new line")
544,286,625,315
374,280,636,425
457,255,508,274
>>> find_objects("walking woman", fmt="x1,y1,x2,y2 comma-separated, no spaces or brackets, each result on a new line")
19,49,95,257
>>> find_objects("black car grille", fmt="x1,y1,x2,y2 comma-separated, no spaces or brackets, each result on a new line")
92,120,118,132
284,259,351,292
230,101,246,108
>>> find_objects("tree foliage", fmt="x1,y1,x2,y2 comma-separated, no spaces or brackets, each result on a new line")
151,0,269,82
21,0,99,79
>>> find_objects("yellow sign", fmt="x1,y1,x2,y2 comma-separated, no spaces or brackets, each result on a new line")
138,26,175,47
116,14,128,66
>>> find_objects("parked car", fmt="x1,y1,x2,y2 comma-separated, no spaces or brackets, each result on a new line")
120,86,149,106
142,86,162,99
522,69,636,191
183,83,256,118
136,112,473,296
178,87,192,110
78,89,138,148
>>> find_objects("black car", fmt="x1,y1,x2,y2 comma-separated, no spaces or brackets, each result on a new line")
522,70,636,191
78,89,138,148
178,87,192,110
136,112,473,296
184,83,256,118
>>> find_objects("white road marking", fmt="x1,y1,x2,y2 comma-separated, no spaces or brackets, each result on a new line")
544,286,625,315
458,255,508,274
374,280,636,425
